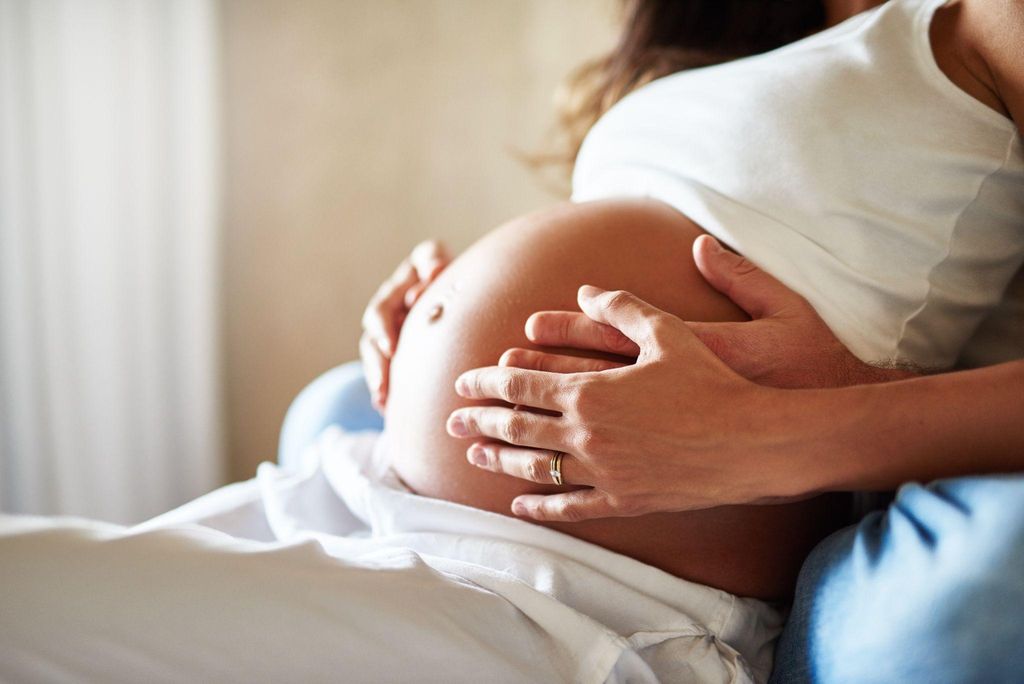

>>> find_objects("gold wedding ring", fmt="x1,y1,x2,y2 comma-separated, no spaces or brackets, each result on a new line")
549,451,565,486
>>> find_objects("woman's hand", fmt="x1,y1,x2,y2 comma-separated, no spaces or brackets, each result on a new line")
360,240,450,411
446,285,814,521
684,236,918,387
513,236,917,390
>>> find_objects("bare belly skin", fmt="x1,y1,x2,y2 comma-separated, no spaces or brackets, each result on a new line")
384,199,845,601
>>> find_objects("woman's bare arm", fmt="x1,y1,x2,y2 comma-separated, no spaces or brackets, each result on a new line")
809,359,1024,492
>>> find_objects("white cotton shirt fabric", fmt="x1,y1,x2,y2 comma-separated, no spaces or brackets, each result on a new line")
573,0,1024,370
0,427,782,683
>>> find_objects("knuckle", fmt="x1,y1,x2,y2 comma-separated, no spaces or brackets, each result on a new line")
499,373,523,402
599,323,632,354
560,383,582,413
502,412,528,444
732,256,760,277
601,289,632,312
608,495,642,517
568,382,595,415
460,410,479,434
648,316,679,343
524,457,549,483
553,500,584,522
465,371,484,397
555,314,574,343
573,426,601,455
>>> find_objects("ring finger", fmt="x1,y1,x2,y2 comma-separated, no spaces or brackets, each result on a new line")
466,442,589,487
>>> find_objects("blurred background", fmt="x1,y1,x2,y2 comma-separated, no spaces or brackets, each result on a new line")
0,0,617,523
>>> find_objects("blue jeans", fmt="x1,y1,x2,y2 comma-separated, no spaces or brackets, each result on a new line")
280,362,1024,683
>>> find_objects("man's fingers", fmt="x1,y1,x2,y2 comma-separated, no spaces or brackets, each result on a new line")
446,406,563,451
454,366,567,410
692,235,804,319
466,442,591,486
499,348,625,373
524,311,640,357
576,286,692,353
511,489,617,522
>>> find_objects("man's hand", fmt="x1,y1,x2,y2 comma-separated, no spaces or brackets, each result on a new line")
446,286,812,522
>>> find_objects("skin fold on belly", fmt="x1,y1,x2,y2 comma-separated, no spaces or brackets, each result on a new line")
384,199,845,600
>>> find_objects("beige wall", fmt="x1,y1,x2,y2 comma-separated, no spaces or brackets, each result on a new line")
220,0,617,479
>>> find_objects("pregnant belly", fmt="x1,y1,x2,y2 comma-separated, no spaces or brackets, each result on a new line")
384,199,844,600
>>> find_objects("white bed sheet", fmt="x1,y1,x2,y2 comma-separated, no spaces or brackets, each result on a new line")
0,427,781,683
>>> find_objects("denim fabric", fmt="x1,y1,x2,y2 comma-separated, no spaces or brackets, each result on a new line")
772,475,1024,683
279,367,1024,682
277,361,383,470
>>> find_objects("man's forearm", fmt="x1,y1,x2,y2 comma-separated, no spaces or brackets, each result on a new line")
799,359,1024,493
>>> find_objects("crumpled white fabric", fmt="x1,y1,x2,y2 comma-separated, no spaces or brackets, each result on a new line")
0,427,781,683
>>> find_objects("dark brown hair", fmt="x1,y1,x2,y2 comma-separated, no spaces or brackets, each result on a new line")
537,0,827,182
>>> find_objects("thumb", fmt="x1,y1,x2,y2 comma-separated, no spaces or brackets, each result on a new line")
512,489,618,522
692,235,798,319
577,285,691,352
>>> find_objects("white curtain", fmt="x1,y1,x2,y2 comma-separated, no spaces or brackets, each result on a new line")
0,0,223,523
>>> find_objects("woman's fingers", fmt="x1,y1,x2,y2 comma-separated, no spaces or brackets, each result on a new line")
525,311,640,357
446,406,564,451
511,489,618,522
499,348,625,373
455,366,568,411
467,442,591,486
364,241,450,349
359,332,389,410
361,260,419,355
404,240,451,308
409,239,450,282
403,281,428,309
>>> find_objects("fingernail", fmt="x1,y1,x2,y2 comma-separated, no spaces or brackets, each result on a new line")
447,414,467,437
511,499,527,516
467,444,488,466
454,374,469,396
579,285,603,299
705,236,722,254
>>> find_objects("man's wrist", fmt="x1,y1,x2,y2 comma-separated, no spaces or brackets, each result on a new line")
789,360,1024,493
763,382,885,498
752,385,850,499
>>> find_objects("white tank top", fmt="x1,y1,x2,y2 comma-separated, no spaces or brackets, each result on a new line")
572,0,1023,369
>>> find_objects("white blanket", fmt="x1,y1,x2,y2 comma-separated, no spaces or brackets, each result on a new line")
0,428,781,683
